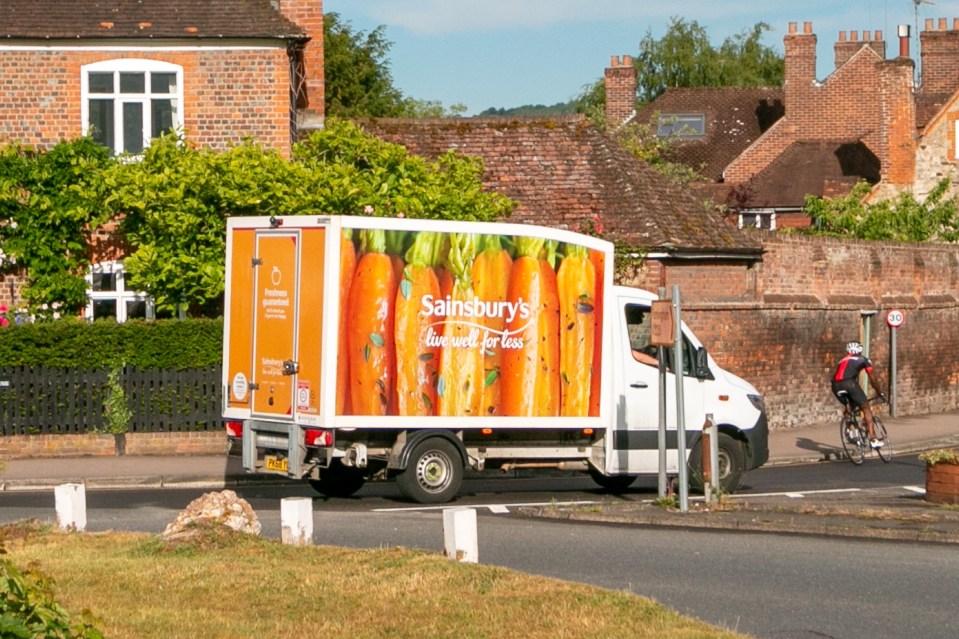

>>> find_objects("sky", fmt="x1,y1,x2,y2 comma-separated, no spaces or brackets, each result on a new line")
324,0,959,116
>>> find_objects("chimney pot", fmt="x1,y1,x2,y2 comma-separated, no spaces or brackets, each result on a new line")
925,18,934,30
875,30,882,41
939,18,948,30
850,30,859,42
954,18,959,30
804,22,813,35
838,31,846,42
789,22,797,34
898,24,910,58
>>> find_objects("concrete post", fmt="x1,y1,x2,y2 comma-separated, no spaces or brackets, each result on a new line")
443,508,478,563
280,497,313,546
55,483,87,532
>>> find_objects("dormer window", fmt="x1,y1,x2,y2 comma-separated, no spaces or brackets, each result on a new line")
82,59,183,156
656,113,706,140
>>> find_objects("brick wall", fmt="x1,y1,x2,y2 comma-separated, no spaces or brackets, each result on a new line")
919,18,959,95
626,234,959,430
0,431,227,459
0,48,292,154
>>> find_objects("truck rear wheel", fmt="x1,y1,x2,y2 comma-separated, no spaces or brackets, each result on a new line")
396,438,463,504
308,462,366,498
688,432,745,493
588,467,637,493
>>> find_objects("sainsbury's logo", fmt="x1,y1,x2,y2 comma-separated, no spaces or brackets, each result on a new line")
420,294,531,324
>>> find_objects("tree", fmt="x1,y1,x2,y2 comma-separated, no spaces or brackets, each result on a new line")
800,180,959,243
576,18,784,121
104,119,514,315
324,12,465,118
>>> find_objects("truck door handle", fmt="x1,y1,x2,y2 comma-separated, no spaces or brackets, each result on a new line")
630,381,649,389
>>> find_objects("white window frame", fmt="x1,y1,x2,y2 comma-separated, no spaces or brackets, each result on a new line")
738,209,777,230
81,59,184,156
86,261,155,322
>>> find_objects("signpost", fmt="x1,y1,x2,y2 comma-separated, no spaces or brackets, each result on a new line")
886,309,904,417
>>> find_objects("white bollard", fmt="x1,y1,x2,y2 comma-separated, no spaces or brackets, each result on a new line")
55,483,87,532
443,507,478,563
280,497,313,546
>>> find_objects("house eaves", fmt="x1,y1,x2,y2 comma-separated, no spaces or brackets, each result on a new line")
0,0,307,41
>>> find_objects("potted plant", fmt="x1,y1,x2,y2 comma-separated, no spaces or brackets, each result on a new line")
919,448,959,504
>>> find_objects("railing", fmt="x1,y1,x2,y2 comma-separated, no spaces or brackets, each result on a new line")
0,365,223,436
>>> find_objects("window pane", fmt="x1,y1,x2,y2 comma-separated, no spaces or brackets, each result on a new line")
92,271,117,292
88,99,115,150
126,300,147,320
92,299,117,320
151,72,177,94
89,72,114,93
657,114,705,138
122,102,144,154
119,72,145,93
151,99,175,137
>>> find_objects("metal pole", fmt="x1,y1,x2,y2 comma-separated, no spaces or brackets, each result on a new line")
657,286,668,498
890,327,898,417
672,285,688,512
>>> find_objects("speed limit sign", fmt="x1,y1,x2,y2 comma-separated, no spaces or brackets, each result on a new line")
886,309,905,328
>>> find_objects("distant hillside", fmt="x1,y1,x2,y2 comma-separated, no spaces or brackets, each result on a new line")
478,102,576,117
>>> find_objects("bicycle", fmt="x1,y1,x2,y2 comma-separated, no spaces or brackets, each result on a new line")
837,394,892,465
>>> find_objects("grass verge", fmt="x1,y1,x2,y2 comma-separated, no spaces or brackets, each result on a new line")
1,521,746,639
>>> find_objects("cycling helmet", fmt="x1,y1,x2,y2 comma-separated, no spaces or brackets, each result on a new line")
845,341,863,355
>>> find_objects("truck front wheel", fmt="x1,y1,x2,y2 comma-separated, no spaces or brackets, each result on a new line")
688,432,746,493
396,438,463,504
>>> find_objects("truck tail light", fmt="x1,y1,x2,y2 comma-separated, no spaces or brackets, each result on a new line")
304,428,333,447
225,421,243,438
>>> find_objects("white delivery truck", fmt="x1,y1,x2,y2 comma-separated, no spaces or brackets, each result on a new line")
222,215,768,503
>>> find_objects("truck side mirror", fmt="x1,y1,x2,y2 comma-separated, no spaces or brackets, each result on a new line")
695,347,713,380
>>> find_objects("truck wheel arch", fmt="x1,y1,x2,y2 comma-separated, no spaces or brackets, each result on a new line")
390,429,467,471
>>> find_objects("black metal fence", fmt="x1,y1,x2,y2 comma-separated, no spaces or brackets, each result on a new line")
0,365,223,436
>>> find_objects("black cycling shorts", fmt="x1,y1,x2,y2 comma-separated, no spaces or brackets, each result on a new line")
832,378,866,409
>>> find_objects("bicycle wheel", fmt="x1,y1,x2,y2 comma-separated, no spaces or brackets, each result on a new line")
873,416,893,463
840,419,865,465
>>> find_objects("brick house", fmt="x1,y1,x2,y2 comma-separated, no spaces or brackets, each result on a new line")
618,19,959,229
0,0,325,318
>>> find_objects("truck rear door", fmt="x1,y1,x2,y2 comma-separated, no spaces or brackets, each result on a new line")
251,230,301,419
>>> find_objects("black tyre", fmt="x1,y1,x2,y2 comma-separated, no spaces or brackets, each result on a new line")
688,432,746,493
308,461,367,498
874,416,893,463
396,438,463,504
840,419,865,465
588,467,637,493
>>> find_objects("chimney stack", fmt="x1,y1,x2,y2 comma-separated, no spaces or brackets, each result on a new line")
604,55,636,129
785,22,817,108
277,0,325,123
834,29,886,69
919,17,959,94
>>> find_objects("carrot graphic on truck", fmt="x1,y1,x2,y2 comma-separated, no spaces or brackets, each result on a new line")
394,231,443,415
347,229,397,415
501,237,561,416
557,243,596,416
472,234,513,415
437,233,484,416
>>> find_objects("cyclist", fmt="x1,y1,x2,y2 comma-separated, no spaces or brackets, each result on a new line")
831,341,886,448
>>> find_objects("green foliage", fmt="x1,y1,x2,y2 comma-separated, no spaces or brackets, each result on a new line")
478,103,577,117
293,118,514,222
918,448,959,466
635,18,783,102
611,122,706,184
98,119,512,313
0,542,104,639
101,364,132,435
575,18,783,123
0,318,223,369
324,12,465,118
0,139,113,313
801,180,959,242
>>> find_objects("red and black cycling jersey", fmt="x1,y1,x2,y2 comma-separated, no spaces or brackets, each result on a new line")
833,354,873,382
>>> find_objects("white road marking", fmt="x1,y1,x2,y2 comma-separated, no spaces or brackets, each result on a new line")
372,500,600,513
903,485,926,495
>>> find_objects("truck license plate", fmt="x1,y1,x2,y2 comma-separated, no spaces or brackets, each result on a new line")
265,456,288,472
